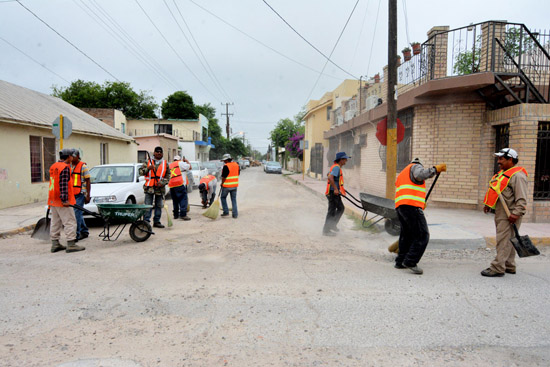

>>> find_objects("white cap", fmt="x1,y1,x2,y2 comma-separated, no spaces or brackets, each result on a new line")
222,153,232,161
173,155,181,161
494,148,518,159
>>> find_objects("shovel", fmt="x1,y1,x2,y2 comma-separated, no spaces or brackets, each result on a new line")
495,190,539,258
31,207,51,241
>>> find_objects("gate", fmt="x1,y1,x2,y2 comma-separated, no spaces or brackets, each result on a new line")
310,143,324,175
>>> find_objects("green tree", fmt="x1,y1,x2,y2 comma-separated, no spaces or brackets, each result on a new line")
52,80,158,118
161,91,197,119
453,50,480,75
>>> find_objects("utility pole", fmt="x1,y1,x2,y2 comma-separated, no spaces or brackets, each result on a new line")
221,102,234,139
359,75,362,113
385,0,398,199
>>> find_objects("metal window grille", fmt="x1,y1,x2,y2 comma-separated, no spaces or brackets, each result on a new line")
29,136,42,182
494,124,510,173
534,121,550,200
100,143,109,165
42,138,56,181
154,124,173,135
310,143,324,175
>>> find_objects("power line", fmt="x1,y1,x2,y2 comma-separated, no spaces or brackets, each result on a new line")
72,0,179,90
84,0,181,90
164,0,232,102
366,0,383,78
0,36,70,83
401,0,411,46
304,0,360,105
262,0,358,80
134,0,222,102
350,0,371,70
187,0,341,81
16,0,120,81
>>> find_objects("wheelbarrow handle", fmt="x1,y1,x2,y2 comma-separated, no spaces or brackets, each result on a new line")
70,204,103,219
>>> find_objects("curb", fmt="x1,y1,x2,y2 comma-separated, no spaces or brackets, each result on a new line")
0,224,35,239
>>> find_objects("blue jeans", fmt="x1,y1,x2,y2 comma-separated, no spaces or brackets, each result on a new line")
144,193,164,223
170,185,188,218
74,193,89,237
221,187,238,217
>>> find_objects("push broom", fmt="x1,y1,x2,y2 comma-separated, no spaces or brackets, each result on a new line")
203,190,221,220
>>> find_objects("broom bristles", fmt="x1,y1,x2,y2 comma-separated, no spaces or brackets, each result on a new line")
203,199,220,220
388,240,399,253
165,204,173,227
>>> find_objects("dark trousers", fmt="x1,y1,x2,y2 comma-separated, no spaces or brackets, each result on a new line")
170,185,188,218
74,193,89,237
395,205,430,267
323,192,344,233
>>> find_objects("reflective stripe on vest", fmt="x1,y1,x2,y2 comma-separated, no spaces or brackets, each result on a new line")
145,159,167,187
222,162,239,187
200,174,216,190
48,161,76,207
395,163,426,209
71,161,85,195
483,166,528,209
168,161,185,188
325,163,345,195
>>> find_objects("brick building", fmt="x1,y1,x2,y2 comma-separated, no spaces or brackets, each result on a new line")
314,21,550,223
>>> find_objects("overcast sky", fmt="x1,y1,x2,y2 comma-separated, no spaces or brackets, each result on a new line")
1,0,549,153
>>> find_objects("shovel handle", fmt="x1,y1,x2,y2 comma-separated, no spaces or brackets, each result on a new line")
494,189,512,218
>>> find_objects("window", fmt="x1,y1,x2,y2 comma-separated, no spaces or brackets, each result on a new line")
120,122,126,134
534,121,550,200
138,150,147,163
100,143,109,164
326,106,332,120
154,124,173,135
494,124,509,173
29,136,56,183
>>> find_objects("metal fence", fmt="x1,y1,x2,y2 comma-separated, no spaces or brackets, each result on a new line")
534,121,550,199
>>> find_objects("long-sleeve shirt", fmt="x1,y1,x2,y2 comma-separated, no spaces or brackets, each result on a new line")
139,159,170,195
410,163,437,184
59,164,71,203
497,170,528,217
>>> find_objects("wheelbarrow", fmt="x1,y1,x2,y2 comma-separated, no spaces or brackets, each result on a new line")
74,203,155,242
341,192,400,235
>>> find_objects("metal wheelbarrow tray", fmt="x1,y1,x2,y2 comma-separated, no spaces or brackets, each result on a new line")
359,193,401,235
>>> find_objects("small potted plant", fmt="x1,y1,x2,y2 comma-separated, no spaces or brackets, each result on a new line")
402,47,411,61
411,42,421,55
397,55,402,66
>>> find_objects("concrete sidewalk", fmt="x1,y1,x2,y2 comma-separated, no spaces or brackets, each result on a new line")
284,171,550,248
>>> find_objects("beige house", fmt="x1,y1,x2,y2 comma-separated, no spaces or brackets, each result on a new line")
0,80,138,209
322,21,550,222
303,79,360,179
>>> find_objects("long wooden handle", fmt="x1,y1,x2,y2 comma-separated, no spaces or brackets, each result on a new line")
495,190,512,217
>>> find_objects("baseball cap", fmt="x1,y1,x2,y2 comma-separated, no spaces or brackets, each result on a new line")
154,146,163,153
335,152,351,160
59,148,76,158
410,157,423,165
221,153,232,161
173,155,181,161
494,148,518,159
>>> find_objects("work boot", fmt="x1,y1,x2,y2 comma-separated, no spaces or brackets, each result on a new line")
505,269,516,274
65,240,85,253
153,222,165,228
322,231,336,237
51,240,66,253
394,263,406,269
180,216,191,221
481,268,504,277
221,213,230,217
405,264,423,275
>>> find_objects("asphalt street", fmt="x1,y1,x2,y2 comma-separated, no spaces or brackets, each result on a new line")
0,167,549,366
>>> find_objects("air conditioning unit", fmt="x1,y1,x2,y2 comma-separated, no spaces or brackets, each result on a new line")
365,96,380,111
344,109,357,122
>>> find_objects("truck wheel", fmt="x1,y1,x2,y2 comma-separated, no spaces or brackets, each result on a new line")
129,220,152,242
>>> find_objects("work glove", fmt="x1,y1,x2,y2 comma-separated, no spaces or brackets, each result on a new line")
434,163,447,173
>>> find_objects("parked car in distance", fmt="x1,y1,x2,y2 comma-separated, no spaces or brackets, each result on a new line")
188,161,208,187
203,161,222,180
265,161,282,174
243,159,250,167
237,160,246,170
85,163,145,215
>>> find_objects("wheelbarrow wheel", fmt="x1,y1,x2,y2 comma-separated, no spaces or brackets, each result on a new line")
384,219,401,236
129,220,152,242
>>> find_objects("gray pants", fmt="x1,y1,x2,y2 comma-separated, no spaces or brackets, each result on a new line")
50,206,77,242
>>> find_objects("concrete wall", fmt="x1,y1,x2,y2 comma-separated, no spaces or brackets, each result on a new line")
0,122,137,209
127,119,201,141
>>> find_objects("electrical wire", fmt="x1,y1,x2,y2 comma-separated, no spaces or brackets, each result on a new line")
304,0,361,105
72,0,179,90
366,0,382,78
0,36,70,83
350,0,371,70
16,0,120,81
187,0,341,81
85,0,181,90
402,0,411,46
134,0,222,102
165,0,232,102
262,0,358,80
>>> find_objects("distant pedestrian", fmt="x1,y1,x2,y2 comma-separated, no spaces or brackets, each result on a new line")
323,152,349,236
394,158,446,274
168,155,191,221
71,149,91,240
48,148,85,253
199,174,217,208
481,148,528,277
139,146,170,228
220,154,239,218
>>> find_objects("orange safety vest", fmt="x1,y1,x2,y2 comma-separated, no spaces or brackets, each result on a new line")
325,163,346,195
145,159,167,187
168,161,186,188
48,161,76,207
200,174,216,190
71,161,85,195
483,166,528,209
395,163,426,209
222,162,239,188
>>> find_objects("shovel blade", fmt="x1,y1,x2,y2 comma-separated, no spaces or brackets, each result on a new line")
31,217,51,241
510,234,540,258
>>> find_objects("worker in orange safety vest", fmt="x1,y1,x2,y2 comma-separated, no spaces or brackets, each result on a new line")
139,146,170,228
168,155,191,221
394,157,446,275
322,152,349,236
220,153,240,218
